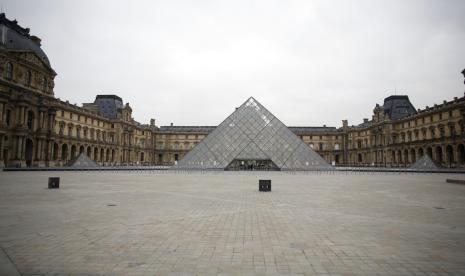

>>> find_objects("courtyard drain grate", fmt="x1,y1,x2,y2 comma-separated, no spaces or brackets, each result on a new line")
434,206,445,210
107,204,117,207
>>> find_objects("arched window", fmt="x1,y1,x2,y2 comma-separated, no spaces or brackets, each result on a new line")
5,62,13,80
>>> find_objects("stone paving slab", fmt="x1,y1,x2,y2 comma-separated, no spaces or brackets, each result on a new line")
0,171,464,275
0,247,20,276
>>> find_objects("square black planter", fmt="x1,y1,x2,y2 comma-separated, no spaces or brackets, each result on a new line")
259,179,271,192
48,177,60,189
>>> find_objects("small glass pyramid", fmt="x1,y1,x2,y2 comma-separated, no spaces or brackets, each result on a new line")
174,97,332,170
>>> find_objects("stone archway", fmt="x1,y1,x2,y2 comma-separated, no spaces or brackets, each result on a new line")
93,147,98,161
427,147,433,158
70,145,77,159
458,144,465,165
53,143,59,161
61,144,68,162
435,146,443,164
25,138,34,167
418,148,424,158
446,145,454,167
410,148,416,163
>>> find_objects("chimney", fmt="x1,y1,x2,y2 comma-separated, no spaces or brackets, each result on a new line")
170,123,173,127
150,118,155,126
363,118,368,123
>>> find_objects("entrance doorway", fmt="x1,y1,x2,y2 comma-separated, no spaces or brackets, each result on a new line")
25,139,33,167
225,159,280,171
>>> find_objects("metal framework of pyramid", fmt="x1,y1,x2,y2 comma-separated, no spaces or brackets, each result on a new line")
409,154,441,171
66,152,98,167
174,97,332,170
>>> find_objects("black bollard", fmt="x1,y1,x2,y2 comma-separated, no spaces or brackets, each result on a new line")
48,177,60,189
259,180,271,192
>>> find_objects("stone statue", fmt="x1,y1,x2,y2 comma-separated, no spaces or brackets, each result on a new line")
462,69,465,96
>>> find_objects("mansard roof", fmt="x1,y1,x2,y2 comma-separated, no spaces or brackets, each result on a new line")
0,13,51,67
383,95,417,120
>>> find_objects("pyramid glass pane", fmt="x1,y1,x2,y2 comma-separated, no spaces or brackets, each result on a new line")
174,97,333,170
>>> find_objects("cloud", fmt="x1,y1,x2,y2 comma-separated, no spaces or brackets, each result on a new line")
4,0,465,127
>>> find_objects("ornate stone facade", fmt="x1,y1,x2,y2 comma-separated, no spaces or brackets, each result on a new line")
0,14,464,168
0,14,157,168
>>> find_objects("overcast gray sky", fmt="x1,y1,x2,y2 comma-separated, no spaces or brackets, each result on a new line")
4,0,465,127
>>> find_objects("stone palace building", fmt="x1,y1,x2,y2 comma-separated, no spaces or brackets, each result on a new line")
0,13,464,168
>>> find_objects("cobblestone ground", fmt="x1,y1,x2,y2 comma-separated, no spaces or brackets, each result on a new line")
0,171,465,276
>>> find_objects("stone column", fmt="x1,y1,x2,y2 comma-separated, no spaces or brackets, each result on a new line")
57,144,62,163
47,140,53,161
0,102,4,124
1,104,5,123
47,113,52,130
15,136,22,159
19,106,25,126
38,111,44,129
35,139,45,167
0,134,4,167
20,137,26,161
451,145,457,167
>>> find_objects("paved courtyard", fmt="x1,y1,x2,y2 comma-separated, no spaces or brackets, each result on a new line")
0,171,465,275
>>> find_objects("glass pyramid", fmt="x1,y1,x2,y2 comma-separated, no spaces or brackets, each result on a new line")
174,97,333,170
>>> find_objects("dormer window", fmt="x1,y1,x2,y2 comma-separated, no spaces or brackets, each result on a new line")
5,62,13,80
